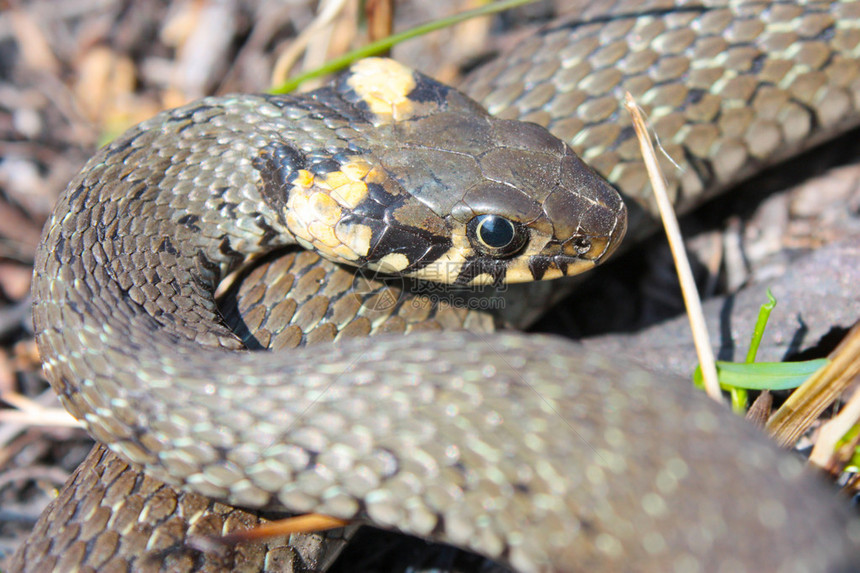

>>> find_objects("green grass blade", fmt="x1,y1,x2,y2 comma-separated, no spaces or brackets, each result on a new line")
745,289,777,363
269,0,540,94
695,359,830,391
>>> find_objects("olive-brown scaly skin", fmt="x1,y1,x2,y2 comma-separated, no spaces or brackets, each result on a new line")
16,1,860,572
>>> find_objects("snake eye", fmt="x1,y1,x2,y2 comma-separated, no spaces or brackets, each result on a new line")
467,214,527,257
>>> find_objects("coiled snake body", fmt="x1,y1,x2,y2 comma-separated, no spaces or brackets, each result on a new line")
16,1,860,571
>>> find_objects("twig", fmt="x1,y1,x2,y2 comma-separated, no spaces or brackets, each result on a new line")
623,92,721,402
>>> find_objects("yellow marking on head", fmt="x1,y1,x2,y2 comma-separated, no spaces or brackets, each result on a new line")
348,58,416,118
308,221,342,248
408,245,468,283
561,259,596,277
324,171,351,189
336,222,373,257
333,244,360,261
503,259,535,283
365,165,389,185
285,191,314,242
286,215,313,242
308,192,342,226
376,253,410,273
330,181,369,210
294,236,314,251
312,242,341,262
295,169,315,188
541,267,565,280
505,257,595,284
341,160,372,181
286,185,343,244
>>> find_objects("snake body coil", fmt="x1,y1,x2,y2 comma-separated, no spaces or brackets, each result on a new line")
21,1,860,571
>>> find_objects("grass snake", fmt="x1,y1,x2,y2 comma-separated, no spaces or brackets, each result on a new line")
15,0,860,571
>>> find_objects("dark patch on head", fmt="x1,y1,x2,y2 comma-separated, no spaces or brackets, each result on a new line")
330,149,356,164
342,213,452,274
367,182,399,206
409,240,453,272
389,197,449,238
528,256,550,281
309,80,380,125
406,73,452,106
331,76,374,120
351,195,388,221
348,182,398,222
308,157,341,176
306,87,375,125
253,142,306,220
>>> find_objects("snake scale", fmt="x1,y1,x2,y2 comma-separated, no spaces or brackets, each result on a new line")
13,0,860,571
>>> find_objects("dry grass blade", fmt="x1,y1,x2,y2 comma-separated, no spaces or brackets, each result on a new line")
270,0,351,87
810,381,860,470
0,392,82,428
623,92,721,402
766,321,860,449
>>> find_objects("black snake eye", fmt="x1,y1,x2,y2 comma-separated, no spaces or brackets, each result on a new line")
467,214,527,257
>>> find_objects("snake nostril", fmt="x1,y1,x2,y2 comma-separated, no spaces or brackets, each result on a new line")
560,236,594,258
571,237,592,255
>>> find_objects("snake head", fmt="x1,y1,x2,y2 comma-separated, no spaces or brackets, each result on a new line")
279,58,626,286
344,58,627,286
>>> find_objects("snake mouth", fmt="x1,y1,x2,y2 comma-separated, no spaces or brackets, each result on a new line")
523,253,595,281
514,226,625,282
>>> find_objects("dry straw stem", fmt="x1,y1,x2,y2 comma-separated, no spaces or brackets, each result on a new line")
809,378,860,469
623,92,721,401
767,321,860,450
0,391,82,428
205,513,349,547
270,0,352,87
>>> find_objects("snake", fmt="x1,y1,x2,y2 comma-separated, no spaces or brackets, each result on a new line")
13,0,860,571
